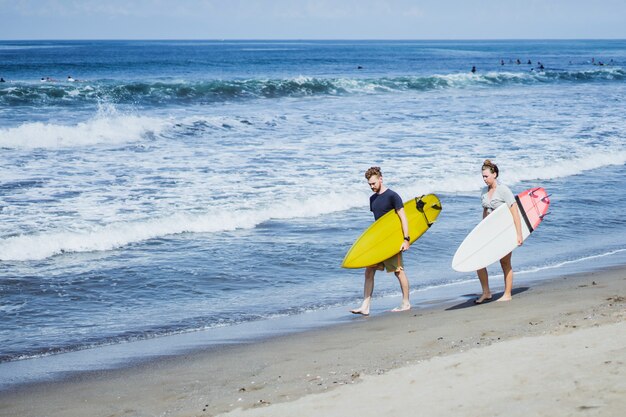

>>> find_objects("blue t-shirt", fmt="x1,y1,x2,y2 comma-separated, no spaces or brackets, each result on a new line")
370,189,403,220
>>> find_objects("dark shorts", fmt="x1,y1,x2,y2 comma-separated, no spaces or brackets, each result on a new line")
370,252,404,273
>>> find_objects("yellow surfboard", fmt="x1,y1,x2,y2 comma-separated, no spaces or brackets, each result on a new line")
341,194,442,269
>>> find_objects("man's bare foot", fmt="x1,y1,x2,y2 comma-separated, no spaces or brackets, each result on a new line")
474,294,493,304
391,303,411,312
496,295,512,302
350,308,370,316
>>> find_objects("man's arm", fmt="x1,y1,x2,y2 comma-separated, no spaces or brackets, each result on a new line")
396,207,410,251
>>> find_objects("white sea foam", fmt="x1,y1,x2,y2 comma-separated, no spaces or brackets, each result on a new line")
394,147,626,198
2,119,624,262
0,108,168,149
3,140,623,262
0,303,26,313
504,150,626,184
0,191,363,261
517,249,626,275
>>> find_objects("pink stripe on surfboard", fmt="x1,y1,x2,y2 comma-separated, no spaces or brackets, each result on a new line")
517,187,550,230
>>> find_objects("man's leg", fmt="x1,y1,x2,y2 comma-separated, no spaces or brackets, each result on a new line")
391,269,411,312
351,267,376,315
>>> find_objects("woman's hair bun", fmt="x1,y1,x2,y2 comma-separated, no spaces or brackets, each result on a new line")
482,159,499,177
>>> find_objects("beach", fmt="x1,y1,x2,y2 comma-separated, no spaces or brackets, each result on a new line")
2,266,624,417
1,39,625,416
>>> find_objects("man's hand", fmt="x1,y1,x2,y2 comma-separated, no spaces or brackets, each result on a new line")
400,240,410,252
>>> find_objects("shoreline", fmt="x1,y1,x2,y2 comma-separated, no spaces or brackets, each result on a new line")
1,254,618,391
1,265,624,416
3,248,624,391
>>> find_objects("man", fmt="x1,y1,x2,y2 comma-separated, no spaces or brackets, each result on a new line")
351,167,411,316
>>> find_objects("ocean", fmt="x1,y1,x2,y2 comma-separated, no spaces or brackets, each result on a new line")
1,39,625,387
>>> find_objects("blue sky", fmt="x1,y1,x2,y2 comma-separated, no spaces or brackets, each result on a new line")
1,0,625,40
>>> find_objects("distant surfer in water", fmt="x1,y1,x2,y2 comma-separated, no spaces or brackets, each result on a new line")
475,160,523,303
351,167,411,316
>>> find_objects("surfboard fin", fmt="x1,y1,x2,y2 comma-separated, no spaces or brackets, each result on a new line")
540,211,551,219
415,196,426,211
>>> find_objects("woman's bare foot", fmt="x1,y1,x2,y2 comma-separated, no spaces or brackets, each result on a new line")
474,294,493,304
496,294,512,302
391,303,411,312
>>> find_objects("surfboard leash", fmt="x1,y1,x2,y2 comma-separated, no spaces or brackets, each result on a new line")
415,195,441,228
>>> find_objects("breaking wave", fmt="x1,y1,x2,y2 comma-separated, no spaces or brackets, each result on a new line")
1,68,624,107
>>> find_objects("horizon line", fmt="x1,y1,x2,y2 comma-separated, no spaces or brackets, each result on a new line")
2,37,626,42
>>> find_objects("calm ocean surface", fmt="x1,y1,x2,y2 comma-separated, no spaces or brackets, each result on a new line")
1,40,625,387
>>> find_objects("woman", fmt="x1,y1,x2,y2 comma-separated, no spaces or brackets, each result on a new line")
475,160,523,303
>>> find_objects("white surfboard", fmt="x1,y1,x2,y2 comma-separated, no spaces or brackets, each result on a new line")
452,187,550,272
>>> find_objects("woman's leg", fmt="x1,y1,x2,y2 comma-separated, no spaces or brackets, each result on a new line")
498,252,514,301
475,267,492,303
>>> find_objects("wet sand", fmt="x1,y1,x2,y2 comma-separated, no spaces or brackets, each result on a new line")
1,266,625,417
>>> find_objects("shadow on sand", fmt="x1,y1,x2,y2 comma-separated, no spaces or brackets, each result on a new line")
445,287,530,311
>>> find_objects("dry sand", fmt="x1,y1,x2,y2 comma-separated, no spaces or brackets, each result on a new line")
1,267,624,417
225,322,626,417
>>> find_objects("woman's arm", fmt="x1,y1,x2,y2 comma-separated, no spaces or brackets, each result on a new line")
509,203,523,246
